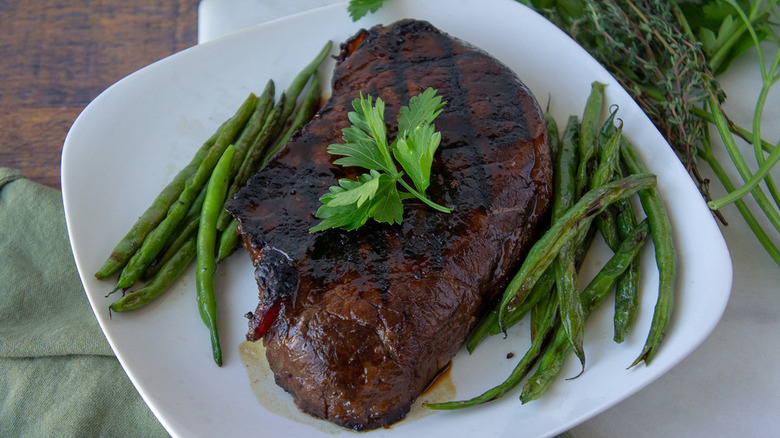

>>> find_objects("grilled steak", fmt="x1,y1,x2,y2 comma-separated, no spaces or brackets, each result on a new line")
226,19,552,430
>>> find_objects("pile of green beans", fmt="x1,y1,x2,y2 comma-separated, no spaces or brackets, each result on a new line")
428,81,677,410
97,41,332,366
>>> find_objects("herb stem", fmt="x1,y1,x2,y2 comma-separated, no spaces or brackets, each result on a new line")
708,143,780,210
396,178,453,213
751,48,780,209
699,148,780,264
706,97,780,232
721,0,780,209
690,106,776,154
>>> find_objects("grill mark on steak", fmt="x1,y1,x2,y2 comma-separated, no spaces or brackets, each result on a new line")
226,19,552,430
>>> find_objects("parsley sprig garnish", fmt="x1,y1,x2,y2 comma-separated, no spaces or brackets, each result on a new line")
309,88,452,233
347,0,386,21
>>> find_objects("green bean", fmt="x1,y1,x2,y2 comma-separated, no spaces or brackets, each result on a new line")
196,144,236,367
552,116,581,219
591,125,623,189
215,80,275,230
262,71,322,167
94,120,227,279
597,104,619,147
593,109,642,341
520,219,651,403
142,186,206,281
575,82,607,198
109,236,196,313
228,81,276,178
592,125,624,251
550,115,585,366
223,93,287,225
466,267,555,353
519,322,569,404
426,295,560,410
530,291,557,340
216,218,240,263
554,244,584,366
280,41,332,121
216,71,324,252
111,94,258,292
465,309,500,352
582,219,651,310
621,140,677,366
613,198,641,343
500,268,555,332
498,173,657,329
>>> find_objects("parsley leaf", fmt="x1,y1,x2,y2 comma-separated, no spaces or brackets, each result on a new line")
310,88,451,233
347,0,387,22
393,88,444,192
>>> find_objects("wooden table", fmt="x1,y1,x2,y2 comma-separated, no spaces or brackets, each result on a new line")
0,0,200,189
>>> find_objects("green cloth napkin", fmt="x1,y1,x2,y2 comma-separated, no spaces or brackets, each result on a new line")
0,168,168,437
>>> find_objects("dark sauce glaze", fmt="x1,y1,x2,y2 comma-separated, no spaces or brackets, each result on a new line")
226,19,552,431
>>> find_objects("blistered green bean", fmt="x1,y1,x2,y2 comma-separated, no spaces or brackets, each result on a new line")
613,198,641,343
520,219,650,402
575,82,606,198
551,114,585,366
498,174,657,329
621,140,677,366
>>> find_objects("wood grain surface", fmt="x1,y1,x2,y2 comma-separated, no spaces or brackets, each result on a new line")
0,0,200,189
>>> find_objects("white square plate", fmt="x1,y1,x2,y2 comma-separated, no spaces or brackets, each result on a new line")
62,1,732,437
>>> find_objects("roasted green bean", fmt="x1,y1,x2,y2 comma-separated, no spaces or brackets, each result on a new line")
613,197,641,343
520,219,651,403
575,81,606,198
621,140,677,366
551,115,585,366
498,174,657,329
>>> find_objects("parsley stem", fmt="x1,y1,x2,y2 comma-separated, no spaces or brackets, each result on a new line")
396,179,452,213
